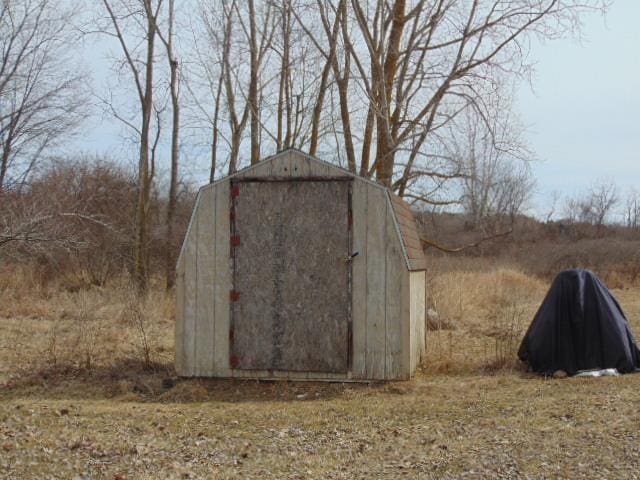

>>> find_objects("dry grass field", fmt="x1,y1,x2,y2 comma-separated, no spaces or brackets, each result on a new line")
2,265,640,479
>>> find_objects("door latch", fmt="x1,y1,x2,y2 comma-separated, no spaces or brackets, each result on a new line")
344,251,359,262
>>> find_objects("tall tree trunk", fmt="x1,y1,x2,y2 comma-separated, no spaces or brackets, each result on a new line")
360,104,374,177
309,0,341,157
210,72,223,183
164,0,180,290
375,0,405,187
248,0,260,164
134,10,156,295
0,144,10,193
228,133,241,175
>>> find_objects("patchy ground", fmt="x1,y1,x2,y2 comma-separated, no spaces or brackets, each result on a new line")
3,372,640,479
1,277,640,479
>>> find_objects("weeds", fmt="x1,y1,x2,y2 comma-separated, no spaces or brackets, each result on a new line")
74,291,100,370
121,290,159,370
425,266,544,373
0,270,174,386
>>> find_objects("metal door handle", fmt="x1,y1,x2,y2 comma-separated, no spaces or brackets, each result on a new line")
344,251,359,262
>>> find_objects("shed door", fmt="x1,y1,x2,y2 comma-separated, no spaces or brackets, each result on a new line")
230,179,352,373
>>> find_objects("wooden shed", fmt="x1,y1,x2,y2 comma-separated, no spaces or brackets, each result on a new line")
175,149,427,381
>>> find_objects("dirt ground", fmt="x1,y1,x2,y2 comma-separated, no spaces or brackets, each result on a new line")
1,283,640,479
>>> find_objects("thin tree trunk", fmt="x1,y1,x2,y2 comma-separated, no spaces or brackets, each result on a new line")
164,0,179,290
248,0,260,164
134,9,156,295
360,104,374,176
228,134,241,175
210,72,223,183
375,0,406,187
0,144,10,193
309,1,341,157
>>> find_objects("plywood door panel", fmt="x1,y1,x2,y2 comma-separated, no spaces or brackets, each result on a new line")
231,180,352,373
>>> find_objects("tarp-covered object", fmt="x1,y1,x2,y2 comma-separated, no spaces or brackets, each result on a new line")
518,269,640,375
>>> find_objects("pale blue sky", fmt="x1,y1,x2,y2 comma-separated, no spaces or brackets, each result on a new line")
518,0,640,216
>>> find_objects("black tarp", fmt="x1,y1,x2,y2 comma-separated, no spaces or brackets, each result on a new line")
518,269,640,375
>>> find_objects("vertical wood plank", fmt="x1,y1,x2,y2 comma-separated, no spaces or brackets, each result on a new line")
306,156,331,176
251,160,274,177
409,272,417,374
271,151,292,176
410,271,427,372
235,159,273,178
213,181,232,376
289,151,312,177
424,271,428,362
351,180,368,378
365,187,387,380
384,197,405,379
401,268,411,379
175,261,185,375
195,187,216,376
181,193,200,376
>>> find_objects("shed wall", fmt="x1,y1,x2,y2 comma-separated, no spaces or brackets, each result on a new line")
176,151,419,380
410,271,427,372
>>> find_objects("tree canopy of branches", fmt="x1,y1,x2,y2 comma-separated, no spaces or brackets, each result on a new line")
190,0,605,201
0,0,87,193
454,92,535,228
564,179,619,228
97,0,179,292
0,0,613,290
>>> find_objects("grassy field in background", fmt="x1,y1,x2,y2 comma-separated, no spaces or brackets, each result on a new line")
2,268,640,479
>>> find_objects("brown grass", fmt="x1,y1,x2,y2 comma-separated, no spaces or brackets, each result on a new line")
0,266,174,385
425,264,546,373
2,263,640,478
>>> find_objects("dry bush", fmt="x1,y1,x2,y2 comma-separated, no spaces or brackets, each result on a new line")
425,261,546,373
483,301,528,371
428,262,544,329
418,210,640,289
513,238,640,288
1,157,197,290
119,287,174,370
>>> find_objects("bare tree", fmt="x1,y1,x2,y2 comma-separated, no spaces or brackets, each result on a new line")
197,0,277,174
544,190,561,223
563,179,618,228
346,0,606,189
98,0,163,293
454,93,535,228
563,195,580,224
584,179,618,227
0,159,132,275
0,0,87,193
625,188,639,230
153,0,181,290
188,0,604,210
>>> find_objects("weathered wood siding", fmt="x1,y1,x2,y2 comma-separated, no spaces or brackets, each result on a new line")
175,150,424,381
410,271,427,372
